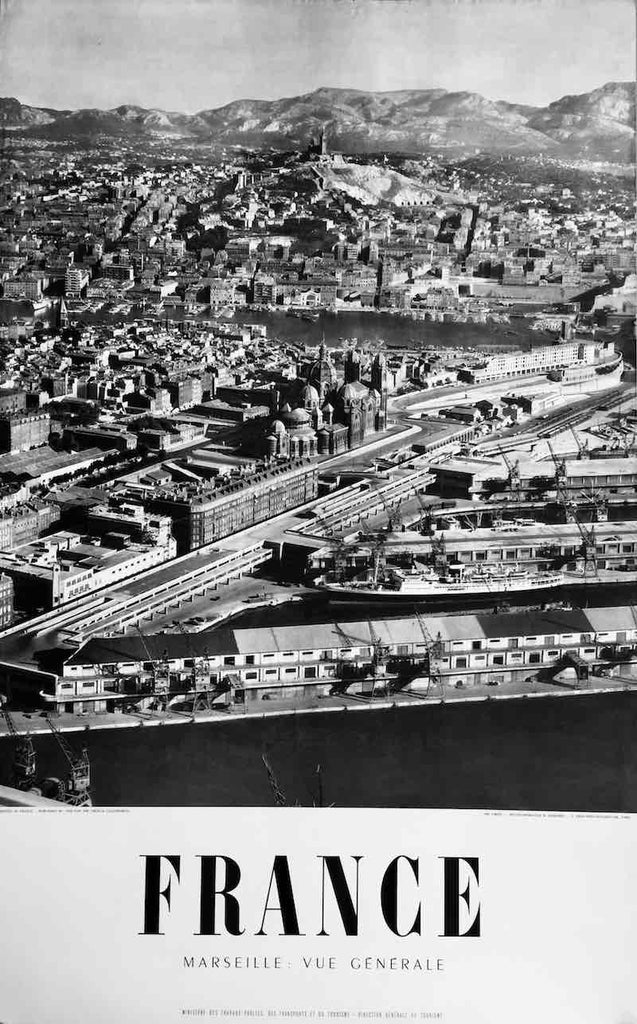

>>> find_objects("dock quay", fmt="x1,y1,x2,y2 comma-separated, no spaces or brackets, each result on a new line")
1,603,635,717
308,521,637,572
0,673,635,739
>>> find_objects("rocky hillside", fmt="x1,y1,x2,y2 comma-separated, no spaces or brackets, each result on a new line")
0,82,633,162
526,82,635,162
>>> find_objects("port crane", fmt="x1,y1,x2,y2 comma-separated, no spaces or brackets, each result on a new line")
415,611,445,701
261,753,288,807
430,532,448,575
135,624,170,704
1,700,37,791
569,426,589,460
325,534,351,582
45,717,92,806
333,621,389,701
498,447,522,501
366,619,391,701
546,440,577,523
572,518,598,578
577,485,608,523
376,489,403,533
415,491,435,535
261,753,330,808
175,622,216,711
546,439,566,486
386,501,403,533
354,521,387,584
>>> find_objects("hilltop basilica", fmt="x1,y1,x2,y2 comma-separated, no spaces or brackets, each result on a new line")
265,345,389,460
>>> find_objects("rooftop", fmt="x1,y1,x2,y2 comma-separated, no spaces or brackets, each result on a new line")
65,605,620,667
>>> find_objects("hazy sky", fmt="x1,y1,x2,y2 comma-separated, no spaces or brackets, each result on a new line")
0,0,634,112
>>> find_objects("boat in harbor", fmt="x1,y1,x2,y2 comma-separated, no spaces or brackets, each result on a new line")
316,562,565,601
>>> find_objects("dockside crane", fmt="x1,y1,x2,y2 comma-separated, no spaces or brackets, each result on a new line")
261,754,330,808
135,624,170,704
415,611,445,701
369,532,388,585
415,491,435,535
573,518,598,578
569,426,589,460
578,486,608,523
366,619,391,702
326,534,352,582
386,501,404,533
376,489,403,533
1,701,37,792
175,621,214,709
430,532,448,575
353,523,388,585
498,447,522,501
333,621,389,700
45,717,91,807
261,753,288,807
546,439,566,486
547,439,577,523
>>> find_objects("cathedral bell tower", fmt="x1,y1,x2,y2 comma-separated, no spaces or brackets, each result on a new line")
371,352,389,431
344,348,361,383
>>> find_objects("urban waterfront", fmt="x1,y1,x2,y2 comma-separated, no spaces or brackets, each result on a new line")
0,2,635,1020
1,298,549,352
230,307,547,352
0,25,634,820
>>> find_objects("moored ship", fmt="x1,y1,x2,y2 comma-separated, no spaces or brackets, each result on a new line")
316,562,565,601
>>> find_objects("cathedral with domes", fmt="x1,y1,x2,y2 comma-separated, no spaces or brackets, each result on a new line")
265,345,388,461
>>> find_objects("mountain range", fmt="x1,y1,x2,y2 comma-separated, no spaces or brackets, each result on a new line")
0,82,634,162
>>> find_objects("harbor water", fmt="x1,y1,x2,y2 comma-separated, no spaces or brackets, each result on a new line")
1,299,548,352
0,690,635,810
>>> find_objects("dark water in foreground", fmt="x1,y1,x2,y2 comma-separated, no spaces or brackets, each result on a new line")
2,692,635,811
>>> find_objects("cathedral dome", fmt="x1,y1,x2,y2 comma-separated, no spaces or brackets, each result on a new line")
339,380,369,402
298,383,320,407
283,407,312,427
289,422,316,436
270,419,287,434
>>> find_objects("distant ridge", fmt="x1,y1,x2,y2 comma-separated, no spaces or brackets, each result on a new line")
0,81,634,162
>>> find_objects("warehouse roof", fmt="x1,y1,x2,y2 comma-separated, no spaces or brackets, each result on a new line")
584,606,637,633
64,606,631,668
563,458,637,477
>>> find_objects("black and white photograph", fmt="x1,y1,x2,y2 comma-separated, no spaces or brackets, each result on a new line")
0,0,635,1018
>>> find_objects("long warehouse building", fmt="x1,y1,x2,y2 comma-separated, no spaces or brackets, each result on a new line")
11,605,637,713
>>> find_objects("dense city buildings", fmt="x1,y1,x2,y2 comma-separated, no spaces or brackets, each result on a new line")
0,573,14,630
144,461,318,554
0,70,634,815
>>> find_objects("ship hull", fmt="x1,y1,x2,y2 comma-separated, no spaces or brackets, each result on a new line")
318,577,565,603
